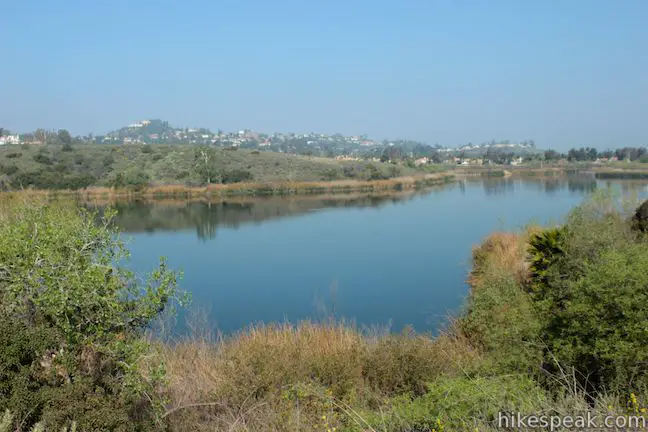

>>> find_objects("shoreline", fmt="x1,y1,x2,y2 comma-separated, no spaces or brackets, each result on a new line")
1,173,454,200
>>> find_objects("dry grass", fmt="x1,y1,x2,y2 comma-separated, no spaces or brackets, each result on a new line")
468,230,533,288
148,321,480,431
2,173,453,201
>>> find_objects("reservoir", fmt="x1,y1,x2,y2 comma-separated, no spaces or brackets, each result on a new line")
100,177,648,335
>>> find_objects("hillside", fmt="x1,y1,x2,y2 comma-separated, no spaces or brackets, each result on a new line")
0,144,427,190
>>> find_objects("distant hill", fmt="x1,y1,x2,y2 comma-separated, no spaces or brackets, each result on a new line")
96,119,545,160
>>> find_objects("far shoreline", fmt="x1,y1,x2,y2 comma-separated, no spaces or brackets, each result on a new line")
1,173,455,201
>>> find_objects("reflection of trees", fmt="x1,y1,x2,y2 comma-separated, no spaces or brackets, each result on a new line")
567,179,597,194
543,179,561,195
85,190,439,241
482,179,515,196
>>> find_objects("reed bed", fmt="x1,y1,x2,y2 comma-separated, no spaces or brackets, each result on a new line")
1,174,454,202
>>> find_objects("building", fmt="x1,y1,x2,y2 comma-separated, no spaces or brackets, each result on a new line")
0,134,20,145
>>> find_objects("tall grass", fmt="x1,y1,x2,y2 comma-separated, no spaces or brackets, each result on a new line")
148,321,479,431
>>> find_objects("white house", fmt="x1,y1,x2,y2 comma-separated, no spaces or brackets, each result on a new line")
0,135,20,145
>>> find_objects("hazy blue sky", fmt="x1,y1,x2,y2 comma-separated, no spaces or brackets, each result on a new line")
2,0,647,149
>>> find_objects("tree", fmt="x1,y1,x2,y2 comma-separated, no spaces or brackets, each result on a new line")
194,146,220,184
34,128,48,144
57,129,72,147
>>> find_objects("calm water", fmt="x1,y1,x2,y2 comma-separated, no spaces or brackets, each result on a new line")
99,177,648,335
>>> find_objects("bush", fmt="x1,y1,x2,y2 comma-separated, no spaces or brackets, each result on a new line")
0,201,186,430
33,153,53,165
221,169,253,184
363,375,548,431
528,194,648,392
111,170,151,191
102,154,115,168
10,170,96,190
0,164,18,176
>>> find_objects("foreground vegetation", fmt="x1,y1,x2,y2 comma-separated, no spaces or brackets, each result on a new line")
1,191,648,431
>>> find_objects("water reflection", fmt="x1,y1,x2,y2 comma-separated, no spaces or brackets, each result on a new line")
84,178,645,242
460,177,598,197
84,189,446,241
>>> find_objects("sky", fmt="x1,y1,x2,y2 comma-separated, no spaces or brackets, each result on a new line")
2,0,647,150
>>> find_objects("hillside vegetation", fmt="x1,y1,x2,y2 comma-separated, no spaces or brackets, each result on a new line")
1,192,648,431
0,144,431,191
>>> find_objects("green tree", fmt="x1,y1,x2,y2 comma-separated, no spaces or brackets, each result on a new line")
58,129,72,148
194,146,220,184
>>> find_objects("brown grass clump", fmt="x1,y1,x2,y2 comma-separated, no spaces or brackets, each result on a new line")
152,321,480,431
468,230,534,288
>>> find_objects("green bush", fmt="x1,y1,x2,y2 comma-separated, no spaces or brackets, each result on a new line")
527,227,566,296
461,269,542,375
0,201,186,430
10,170,96,190
33,153,53,165
111,170,151,191
363,375,548,431
221,168,253,184
0,164,18,176
528,194,648,392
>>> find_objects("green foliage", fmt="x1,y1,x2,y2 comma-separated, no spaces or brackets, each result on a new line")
526,194,648,392
193,146,220,185
33,153,53,165
631,200,648,233
0,144,422,190
0,164,18,176
362,375,547,431
221,168,253,184
527,227,566,296
57,130,72,148
111,170,151,191
0,201,187,430
461,269,543,375
11,170,96,190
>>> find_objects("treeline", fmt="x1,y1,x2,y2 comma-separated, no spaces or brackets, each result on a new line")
542,146,648,162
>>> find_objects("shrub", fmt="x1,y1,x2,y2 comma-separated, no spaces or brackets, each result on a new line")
111,170,151,191
527,227,566,296
364,163,387,181
322,168,341,181
0,201,186,430
221,169,253,184
102,154,115,168
528,194,648,392
33,153,53,165
0,164,18,176
363,375,548,431
10,170,96,190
